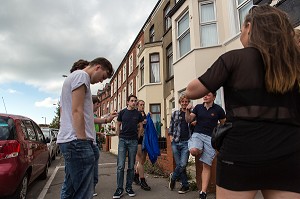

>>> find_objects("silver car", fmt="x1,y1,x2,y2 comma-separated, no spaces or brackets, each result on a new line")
42,128,59,161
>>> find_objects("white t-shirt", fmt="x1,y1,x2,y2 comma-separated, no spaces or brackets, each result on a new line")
57,70,94,143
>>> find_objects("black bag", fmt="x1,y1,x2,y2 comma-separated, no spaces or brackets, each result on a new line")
211,122,232,151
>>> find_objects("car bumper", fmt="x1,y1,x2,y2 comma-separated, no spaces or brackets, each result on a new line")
0,159,23,196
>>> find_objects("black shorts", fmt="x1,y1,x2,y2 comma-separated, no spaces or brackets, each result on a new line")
216,150,300,193
138,136,143,145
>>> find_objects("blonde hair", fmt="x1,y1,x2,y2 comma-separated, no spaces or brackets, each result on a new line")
178,94,190,103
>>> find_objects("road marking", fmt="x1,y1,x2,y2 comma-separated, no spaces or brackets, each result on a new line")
37,162,116,199
37,166,60,199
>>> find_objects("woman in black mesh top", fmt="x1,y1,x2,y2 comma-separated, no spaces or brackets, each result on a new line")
186,5,300,199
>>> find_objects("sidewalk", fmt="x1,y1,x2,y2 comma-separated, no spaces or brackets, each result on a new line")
43,151,263,199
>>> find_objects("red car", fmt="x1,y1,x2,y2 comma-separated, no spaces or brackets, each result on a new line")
0,113,50,199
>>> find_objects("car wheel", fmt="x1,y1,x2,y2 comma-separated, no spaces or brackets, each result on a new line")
39,160,49,180
13,173,28,199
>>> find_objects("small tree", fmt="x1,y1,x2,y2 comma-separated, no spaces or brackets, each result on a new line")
49,102,60,129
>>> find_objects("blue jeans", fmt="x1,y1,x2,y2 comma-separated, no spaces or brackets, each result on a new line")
171,140,190,188
59,140,95,199
117,138,138,191
92,144,100,189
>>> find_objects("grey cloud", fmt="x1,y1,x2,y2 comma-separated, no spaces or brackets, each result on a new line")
0,0,158,94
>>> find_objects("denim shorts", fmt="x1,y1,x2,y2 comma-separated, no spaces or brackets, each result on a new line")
188,132,216,166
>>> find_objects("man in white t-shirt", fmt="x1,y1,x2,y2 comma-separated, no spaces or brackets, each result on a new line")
57,57,114,199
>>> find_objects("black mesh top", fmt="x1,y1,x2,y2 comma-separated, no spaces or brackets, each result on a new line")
199,47,300,126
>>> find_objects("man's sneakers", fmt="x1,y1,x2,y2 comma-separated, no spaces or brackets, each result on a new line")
93,192,98,197
199,191,207,199
140,178,151,191
113,188,123,199
125,188,136,197
168,173,176,190
178,186,189,194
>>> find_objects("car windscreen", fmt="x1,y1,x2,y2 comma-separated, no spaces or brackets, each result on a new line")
0,116,16,140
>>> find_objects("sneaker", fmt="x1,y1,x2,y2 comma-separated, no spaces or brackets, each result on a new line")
133,173,141,185
178,186,189,194
199,191,207,199
125,188,136,197
140,179,151,191
168,173,176,190
113,188,123,199
93,192,98,197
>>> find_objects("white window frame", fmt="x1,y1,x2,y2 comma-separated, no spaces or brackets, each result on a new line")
177,11,191,58
164,3,171,31
149,25,155,42
140,58,145,86
236,0,253,30
118,93,121,111
199,0,218,47
110,101,113,112
129,54,133,74
118,73,122,88
122,64,126,83
166,44,173,78
111,82,114,96
150,53,160,83
136,42,142,64
129,80,133,95
122,87,127,109
114,79,117,92
114,97,117,111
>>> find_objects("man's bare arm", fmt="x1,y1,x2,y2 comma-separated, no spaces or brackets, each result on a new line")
72,85,86,139
116,121,121,136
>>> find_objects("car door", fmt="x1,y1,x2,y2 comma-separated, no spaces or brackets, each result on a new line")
32,122,49,176
22,120,39,180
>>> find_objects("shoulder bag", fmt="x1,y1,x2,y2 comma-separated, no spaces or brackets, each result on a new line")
211,122,232,151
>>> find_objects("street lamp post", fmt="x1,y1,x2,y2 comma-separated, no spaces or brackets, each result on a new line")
42,117,46,125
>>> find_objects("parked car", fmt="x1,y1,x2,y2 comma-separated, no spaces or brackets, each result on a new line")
0,113,50,199
41,128,59,160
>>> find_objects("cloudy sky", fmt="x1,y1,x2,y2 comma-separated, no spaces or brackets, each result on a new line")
0,0,158,125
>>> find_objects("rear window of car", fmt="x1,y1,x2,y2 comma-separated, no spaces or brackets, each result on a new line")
0,116,16,140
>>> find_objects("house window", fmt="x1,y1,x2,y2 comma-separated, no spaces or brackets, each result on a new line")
177,11,190,57
140,58,144,86
135,76,138,94
237,0,253,28
122,87,127,108
118,93,121,111
150,104,161,137
129,80,133,95
136,42,142,63
150,53,160,83
149,25,155,42
129,54,133,74
111,83,114,96
114,97,117,111
164,3,171,31
118,73,121,88
199,1,218,47
166,44,173,78
114,79,117,92
123,64,126,83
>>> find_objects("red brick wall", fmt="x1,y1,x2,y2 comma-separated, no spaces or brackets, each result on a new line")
154,128,175,174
